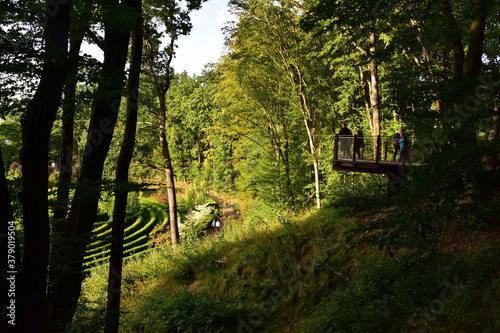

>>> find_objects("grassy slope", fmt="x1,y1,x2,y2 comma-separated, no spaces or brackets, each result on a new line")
77,205,500,332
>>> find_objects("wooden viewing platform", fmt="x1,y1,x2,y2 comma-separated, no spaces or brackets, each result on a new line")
333,134,420,178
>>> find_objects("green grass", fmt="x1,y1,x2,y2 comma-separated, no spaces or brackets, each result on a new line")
77,203,500,333
83,198,169,270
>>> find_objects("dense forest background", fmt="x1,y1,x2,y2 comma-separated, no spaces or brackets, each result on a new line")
1,0,499,332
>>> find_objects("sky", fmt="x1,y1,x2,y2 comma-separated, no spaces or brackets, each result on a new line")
82,0,235,76
172,0,235,76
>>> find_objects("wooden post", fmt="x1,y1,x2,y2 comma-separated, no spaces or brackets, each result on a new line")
333,134,339,164
352,135,358,164
383,138,388,161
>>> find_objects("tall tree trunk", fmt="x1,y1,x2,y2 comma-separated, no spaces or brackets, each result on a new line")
158,94,179,245
104,7,143,331
463,1,486,79
360,67,374,134
281,129,294,209
442,0,465,80
304,119,321,208
53,32,83,225
47,1,132,329
18,1,71,332
47,32,83,332
441,0,486,141
369,29,380,137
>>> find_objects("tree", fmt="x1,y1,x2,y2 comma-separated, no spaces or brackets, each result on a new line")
301,0,395,137
47,0,137,328
222,0,338,208
0,0,44,116
142,0,206,245
216,50,298,207
166,72,214,180
18,0,71,331
52,28,84,226
104,1,143,331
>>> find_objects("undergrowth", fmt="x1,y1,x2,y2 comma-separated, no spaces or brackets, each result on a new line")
76,195,500,332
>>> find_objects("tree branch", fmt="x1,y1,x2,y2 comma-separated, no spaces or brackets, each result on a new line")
85,28,105,52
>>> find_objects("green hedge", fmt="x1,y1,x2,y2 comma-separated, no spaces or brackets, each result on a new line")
84,198,169,270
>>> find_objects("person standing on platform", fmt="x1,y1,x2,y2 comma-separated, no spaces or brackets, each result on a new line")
355,129,365,159
398,129,409,162
392,129,401,161
338,123,353,158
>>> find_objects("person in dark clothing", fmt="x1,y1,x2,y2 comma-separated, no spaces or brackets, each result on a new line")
355,129,365,159
398,128,410,162
392,129,401,161
338,123,352,158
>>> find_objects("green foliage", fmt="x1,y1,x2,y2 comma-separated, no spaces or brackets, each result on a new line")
298,244,500,333
0,118,22,166
132,288,242,333
210,137,236,193
84,198,169,269
178,202,217,240
356,132,500,252
323,171,386,212
4,0,500,331
78,195,499,332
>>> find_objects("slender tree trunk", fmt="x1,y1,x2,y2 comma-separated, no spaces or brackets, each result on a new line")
281,130,294,208
47,1,132,328
47,32,83,331
53,33,83,224
304,119,321,208
369,30,380,137
158,94,179,245
18,1,71,331
105,11,143,331
360,67,374,134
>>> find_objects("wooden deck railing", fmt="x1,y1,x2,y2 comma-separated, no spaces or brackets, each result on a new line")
333,134,419,169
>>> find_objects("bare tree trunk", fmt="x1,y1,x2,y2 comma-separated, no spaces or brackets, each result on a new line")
463,1,486,79
304,119,321,208
281,129,294,209
105,8,143,330
53,32,83,224
360,67,374,134
369,30,380,137
18,1,71,331
442,0,465,80
158,94,179,245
